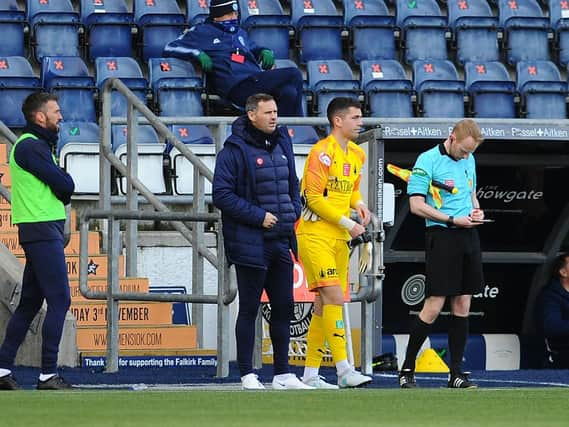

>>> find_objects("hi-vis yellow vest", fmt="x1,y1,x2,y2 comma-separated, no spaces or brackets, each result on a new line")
9,133,66,224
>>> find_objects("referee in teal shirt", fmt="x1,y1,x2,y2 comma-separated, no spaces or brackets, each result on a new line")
398,119,485,389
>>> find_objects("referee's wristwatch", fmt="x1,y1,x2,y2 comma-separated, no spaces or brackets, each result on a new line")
446,215,454,227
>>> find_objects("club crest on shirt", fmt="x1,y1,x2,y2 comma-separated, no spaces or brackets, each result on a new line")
343,163,351,176
318,152,331,167
256,157,264,166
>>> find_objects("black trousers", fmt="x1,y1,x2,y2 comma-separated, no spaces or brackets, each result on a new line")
234,238,294,377
0,239,70,373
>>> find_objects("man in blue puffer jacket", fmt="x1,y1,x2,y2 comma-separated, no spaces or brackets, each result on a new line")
535,252,569,368
213,93,312,390
163,0,304,116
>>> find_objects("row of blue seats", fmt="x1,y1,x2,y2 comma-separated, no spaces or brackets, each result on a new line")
4,0,569,65
57,121,318,154
304,57,569,119
57,121,317,194
1,54,567,127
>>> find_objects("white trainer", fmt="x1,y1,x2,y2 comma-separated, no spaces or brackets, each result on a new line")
337,369,373,388
241,373,265,390
272,373,315,390
302,375,340,390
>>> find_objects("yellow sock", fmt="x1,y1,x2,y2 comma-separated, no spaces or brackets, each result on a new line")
322,304,347,364
304,314,326,368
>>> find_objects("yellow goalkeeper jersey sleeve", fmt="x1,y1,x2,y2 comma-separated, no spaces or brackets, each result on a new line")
296,134,366,240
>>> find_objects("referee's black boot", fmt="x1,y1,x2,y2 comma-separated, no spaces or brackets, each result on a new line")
37,375,73,390
0,374,20,390
448,372,477,389
399,369,417,388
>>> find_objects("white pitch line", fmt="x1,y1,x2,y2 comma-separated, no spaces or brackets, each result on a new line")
75,383,246,391
376,373,569,388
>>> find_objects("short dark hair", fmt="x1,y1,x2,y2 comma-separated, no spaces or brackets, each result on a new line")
327,97,361,127
551,252,569,279
22,92,59,124
245,93,275,112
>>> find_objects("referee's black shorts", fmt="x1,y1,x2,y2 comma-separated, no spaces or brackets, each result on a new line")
424,226,484,297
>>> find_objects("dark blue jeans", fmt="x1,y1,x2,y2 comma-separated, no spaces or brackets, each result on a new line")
0,239,70,373
234,238,294,377
228,67,305,117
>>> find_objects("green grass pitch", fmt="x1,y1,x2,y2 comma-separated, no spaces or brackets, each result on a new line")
1,388,568,426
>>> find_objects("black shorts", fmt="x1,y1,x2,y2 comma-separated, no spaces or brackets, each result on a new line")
424,226,484,297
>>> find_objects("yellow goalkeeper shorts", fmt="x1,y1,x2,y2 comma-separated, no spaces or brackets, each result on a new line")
297,233,349,292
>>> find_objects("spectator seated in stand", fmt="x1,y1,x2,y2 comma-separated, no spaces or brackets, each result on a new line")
162,0,304,116
535,252,569,368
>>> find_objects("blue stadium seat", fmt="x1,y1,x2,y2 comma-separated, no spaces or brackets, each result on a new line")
58,121,100,153
289,132,317,181
0,0,26,57
168,124,215,195
111,124,160,150
360,59,414,118
286,125,319,145
148,57,203,117
41,56,97,122
58,121,101,193
465,61,516,118
307,59,360,116
238,0,291,60
0,0,24,20
95,56,148,116
187,0,209,26
133,0,187,61
111,124,169,194
548,0,569,66
0,56,41,127
413,59,465,118
290,0,343,63
516,60,568,118
395,0,448,64
26,0,81,62
343,0,396,64
448,0,500,64
274,58,308,116
498,0,550,65
169,124,213,146
80,0,134,61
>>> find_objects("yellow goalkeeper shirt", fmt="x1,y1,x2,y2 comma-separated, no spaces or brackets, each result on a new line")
296,134,365,240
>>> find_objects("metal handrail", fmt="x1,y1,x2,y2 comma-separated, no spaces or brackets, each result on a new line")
87,78,237,375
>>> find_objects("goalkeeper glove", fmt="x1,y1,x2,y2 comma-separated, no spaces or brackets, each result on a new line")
302,206,320,222
300,193,320,222
259,49,275,70
359,241,373,274
197,52,213,72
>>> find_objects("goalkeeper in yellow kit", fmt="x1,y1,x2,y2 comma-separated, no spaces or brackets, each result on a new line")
297,97,373,389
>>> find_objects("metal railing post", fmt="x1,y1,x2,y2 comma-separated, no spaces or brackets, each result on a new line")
125,102,138,276
106,216,121,372
99,86,113,252
192,160,205,346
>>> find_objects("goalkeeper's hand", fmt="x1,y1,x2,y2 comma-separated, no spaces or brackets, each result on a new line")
359,241,372,274
301,193,320,222
302,206,320,222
